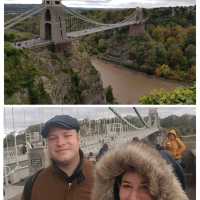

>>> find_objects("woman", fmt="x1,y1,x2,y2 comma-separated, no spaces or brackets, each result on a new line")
92,142,188,200
164,129,186,161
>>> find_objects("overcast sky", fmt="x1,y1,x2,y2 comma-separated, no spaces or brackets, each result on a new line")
4,0,196,8
4,106,195,134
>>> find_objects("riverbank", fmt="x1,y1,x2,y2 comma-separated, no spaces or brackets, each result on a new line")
91,57,187,104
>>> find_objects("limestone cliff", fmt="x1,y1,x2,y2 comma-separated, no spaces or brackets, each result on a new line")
5,41,106,104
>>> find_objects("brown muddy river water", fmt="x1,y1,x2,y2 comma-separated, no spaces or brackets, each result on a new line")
91,58,185,104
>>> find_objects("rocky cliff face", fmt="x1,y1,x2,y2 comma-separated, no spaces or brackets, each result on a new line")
36,42,105,104
5,41,106,104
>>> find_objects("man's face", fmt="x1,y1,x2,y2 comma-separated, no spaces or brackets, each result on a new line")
47,128,80,165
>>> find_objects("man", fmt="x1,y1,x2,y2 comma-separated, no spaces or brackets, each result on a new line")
22,115,94,200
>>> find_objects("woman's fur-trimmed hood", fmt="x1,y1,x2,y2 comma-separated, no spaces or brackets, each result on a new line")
92,142,188,200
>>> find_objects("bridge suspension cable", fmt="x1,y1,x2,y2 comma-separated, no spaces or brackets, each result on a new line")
65,7,108,26
4,4,145,41
5,6,40,26
64,6,141,27
5,6,45,30
11,107,19,167
108,107,147,130
132,107,150,128
115,7,143,23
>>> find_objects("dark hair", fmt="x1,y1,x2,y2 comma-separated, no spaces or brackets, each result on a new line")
113,167,151,200
113,174,123,200
113,167,136,200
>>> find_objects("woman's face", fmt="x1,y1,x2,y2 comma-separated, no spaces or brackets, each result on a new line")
119,171,153,200
168,133,176,140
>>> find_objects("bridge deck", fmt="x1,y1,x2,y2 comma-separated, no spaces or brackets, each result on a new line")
66,20,144,38
14,38,52,49
13,19,146,49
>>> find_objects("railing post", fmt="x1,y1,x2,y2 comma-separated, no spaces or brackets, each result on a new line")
28,147,49,176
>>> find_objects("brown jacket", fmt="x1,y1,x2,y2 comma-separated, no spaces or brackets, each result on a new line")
26,158,94,200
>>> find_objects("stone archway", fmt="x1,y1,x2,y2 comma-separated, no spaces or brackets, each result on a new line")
45,23,52,40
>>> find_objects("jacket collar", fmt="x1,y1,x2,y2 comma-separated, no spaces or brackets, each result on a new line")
52,149,85,184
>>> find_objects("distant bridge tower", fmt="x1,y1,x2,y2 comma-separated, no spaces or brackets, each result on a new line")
40,0,67,44
147,108,160,128
129,7,145,37
171,7,175,17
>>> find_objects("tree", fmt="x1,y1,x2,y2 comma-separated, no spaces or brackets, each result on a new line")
4,32,16,42
165,36,177,49
155,42,167,65
155,64,171,78
167,44,184,68
151,26,166,43
185,44,196,58
185,44,196,66
105,85,115,104
186,26,196,45
97,38,108,53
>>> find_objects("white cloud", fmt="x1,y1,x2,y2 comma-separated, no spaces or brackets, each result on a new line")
4,0,196,8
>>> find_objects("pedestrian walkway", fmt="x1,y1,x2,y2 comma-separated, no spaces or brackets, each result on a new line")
4,185,23,200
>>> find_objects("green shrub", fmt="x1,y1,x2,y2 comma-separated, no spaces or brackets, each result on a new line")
139,85,196,104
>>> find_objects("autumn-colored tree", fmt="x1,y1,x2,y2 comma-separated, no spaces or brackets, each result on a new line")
155,64,171,78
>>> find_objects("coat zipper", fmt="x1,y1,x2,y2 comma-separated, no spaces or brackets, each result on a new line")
68,182,72,190
64,182,72,200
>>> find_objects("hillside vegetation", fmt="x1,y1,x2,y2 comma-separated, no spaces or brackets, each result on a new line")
4,6,196,104
81,6,196,82
80,6,196,104
5,38,106,104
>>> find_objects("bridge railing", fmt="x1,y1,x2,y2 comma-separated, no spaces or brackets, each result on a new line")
80,127,159,154
4,153,28,165
4,165,29,185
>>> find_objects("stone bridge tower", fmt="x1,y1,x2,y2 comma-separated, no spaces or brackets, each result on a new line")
40,0,67,44
129,7,145,36
148,108,160,128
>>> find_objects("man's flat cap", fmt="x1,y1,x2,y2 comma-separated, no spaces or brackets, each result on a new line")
41,115,80,138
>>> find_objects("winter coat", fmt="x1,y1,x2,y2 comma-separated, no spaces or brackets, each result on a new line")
23,150,94,200
158,150,186,190
92,142,188,200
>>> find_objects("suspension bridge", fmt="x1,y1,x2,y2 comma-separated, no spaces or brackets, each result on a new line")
5,0,147,49
3,107,196,200
4,107,160,183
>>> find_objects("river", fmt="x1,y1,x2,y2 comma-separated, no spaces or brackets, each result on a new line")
91,58,185,104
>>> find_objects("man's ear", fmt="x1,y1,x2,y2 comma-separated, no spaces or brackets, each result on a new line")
77,132,80,142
